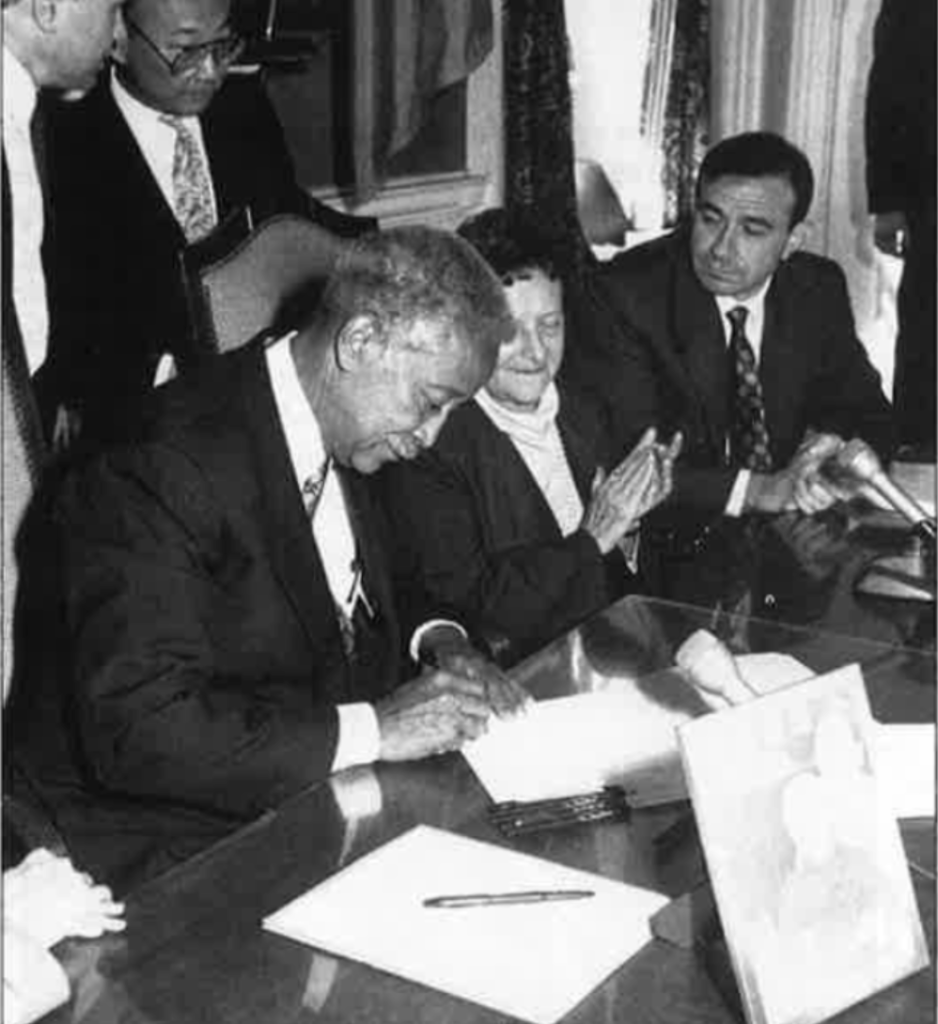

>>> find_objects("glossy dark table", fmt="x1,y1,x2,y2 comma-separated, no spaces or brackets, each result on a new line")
46,588,935,1024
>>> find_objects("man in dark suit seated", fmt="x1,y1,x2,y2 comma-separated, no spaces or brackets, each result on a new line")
14,226,527,889
595,132,894,521
35,0,374,450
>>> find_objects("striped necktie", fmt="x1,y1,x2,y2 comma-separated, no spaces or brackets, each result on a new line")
162,115,216,243
727,306,773,471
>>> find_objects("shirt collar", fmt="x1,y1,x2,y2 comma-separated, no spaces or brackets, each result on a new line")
111,65,196,135
265,332,327,492
2,47,37,130
714,276,772,322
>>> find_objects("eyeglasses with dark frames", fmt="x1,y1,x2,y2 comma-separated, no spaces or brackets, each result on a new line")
125,16,245,77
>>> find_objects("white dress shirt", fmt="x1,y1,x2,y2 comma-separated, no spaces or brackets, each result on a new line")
2,48,48,373
715,281,772,516
110,69,218,227
265,335,379,772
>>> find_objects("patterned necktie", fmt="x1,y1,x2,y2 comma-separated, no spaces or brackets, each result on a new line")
302,463,358,660
727,306,773,471
301,463,328,518
162,115,216,243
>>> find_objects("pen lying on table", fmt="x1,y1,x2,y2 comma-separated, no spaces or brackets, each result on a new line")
488,787,630,836
424,889,595,908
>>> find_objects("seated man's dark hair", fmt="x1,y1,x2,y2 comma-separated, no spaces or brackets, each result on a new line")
457,208,561,285
697,132,815,228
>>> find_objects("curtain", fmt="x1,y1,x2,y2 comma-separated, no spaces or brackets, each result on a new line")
351,0,493,202
660,0,709,227
502,0,592,277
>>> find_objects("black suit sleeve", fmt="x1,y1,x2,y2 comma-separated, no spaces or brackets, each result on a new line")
865,0,937,212
58,444,343,818
380,444,619,664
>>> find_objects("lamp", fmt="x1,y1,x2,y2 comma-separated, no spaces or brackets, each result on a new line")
574,158,632,248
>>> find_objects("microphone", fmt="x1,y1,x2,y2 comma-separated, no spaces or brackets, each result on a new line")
828,441,936,541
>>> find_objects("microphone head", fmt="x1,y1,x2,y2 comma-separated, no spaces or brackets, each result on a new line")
834,440,883,483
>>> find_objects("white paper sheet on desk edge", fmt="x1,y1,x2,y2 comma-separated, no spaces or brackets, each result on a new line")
462,653,815,805
262,824,668,1024
463,655,934,820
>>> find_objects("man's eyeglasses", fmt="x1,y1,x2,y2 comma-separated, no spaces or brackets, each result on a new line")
125,16,245,78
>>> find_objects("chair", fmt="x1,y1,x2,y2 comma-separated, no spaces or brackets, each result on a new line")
181,212,357,355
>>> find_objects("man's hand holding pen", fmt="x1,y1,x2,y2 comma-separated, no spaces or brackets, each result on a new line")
376,636,530,761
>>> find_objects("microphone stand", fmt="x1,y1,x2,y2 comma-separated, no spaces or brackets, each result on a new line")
821,446,936,602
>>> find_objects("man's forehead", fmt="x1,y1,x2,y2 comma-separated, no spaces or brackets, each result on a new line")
699,175,796,224
397,320,489,388
135,0,230,34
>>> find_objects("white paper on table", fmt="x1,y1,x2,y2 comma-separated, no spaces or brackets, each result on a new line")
735,652,815,695
874,723,936,820
263,824,668,1024
461,690,693,804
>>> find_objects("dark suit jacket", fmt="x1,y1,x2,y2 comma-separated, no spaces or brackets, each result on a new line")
595,229,895,511
35,72,372,446
377,388,636,665
865,0,936,215
51,341,403,822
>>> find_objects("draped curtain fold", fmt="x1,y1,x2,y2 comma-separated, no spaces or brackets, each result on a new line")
351,0,493,202
660,0,710,226
502,0,593,277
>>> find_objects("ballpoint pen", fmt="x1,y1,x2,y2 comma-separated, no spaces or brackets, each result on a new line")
423,889,595,908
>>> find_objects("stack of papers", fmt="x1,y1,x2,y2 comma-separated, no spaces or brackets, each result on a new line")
263,825,668,1024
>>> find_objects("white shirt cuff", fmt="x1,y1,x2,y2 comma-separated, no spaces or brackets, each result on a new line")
725,470,752,517
408,619,468,663
331,703,381,773
3,926,70,1024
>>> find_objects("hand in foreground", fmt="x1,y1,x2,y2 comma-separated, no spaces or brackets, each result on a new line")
770,511,852,581
674,629,757,709
429,640,531,721
3,849,125,949
744,432,847,515
375,656,528,762
582,428,683,554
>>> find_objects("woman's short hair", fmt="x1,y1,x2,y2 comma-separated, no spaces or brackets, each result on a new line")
457,208,562,285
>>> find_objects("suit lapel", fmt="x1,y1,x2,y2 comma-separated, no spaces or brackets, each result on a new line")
475,411,567,541
99,86,186,247
337,470,396,631
236,346,339,653
202,92,235,220
672,254,731,458
556,392,599,501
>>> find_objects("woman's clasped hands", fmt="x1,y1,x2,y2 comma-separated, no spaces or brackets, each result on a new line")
582,427,683,554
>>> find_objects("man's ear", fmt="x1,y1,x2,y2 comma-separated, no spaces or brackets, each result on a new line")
781,221,808,261
32,0,57,33
111,9,130,64
334,313,386,372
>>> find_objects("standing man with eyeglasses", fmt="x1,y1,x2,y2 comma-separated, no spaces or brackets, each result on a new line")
34,0,374,451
